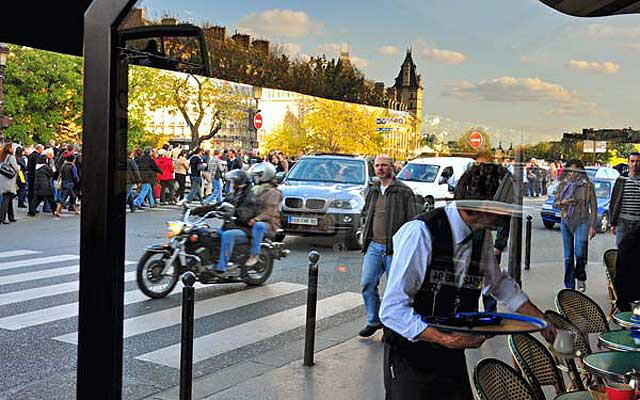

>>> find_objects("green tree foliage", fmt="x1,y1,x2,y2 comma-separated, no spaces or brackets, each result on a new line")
206,38,383,107
3,45,83,144
129,65,246,148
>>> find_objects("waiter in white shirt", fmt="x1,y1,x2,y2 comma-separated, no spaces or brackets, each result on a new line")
380,162,555,400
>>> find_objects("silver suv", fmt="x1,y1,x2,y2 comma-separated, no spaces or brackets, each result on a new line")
278,154,372,249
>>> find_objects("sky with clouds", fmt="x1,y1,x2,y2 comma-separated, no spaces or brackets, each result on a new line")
137,0,640,144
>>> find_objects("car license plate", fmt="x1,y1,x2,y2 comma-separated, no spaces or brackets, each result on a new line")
555,210,561,217
289,216,318,225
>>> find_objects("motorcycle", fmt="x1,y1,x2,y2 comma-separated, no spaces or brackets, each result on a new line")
136,203,290,299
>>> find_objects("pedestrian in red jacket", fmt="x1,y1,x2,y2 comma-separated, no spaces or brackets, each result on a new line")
156,149,176,205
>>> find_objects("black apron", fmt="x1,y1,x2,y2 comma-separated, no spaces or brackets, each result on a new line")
383,207,485,400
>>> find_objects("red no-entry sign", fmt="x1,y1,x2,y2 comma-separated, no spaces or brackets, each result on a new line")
469,132,484,149
254,113,263,130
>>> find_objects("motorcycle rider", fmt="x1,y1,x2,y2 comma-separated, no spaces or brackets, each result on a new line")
193,169,258,277
245,162,283,267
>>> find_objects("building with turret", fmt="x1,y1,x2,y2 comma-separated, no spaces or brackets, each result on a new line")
390,49,423,117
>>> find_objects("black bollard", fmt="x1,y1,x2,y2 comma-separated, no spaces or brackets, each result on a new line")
179,271,197,400
303,250,320,367
525,215,532,270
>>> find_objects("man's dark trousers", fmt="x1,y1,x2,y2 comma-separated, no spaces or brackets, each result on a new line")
615,219,640,311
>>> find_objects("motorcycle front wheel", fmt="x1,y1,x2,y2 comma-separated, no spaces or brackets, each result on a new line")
137,251,180,299
243,249,273,286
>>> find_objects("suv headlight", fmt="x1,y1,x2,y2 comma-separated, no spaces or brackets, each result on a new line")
329,198,362,210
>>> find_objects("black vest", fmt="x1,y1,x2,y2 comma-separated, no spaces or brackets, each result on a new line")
383,207,486,359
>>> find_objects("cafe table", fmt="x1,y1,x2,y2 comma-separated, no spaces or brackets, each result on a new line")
584,351,640,382
613,312,640,329
552,391,591,400
598,330,640,352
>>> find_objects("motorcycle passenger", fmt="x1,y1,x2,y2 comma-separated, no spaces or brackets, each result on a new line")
246,162,283,267
208,169,258,276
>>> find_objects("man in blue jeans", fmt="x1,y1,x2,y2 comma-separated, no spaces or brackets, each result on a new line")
180,148,205,206
358,155,417,337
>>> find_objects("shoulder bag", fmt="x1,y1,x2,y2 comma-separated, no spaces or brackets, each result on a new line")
0,159,16,179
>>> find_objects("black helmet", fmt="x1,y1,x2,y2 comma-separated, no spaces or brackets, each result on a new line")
226,169,250,188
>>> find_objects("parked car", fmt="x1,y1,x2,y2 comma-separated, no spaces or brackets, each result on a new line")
396,157,475,210
540,166,619,233
277,154,373,249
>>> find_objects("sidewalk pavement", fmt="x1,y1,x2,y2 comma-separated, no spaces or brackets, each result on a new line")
146,249,616,400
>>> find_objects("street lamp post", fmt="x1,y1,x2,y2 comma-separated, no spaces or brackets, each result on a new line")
0,43,9,139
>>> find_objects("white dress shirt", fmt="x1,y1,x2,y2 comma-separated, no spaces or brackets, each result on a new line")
380,202,529,341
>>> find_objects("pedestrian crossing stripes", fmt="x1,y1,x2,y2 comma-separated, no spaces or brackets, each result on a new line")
135,292,362,368
0,270,136,306
0,277,205,330
54,282,307,344
0,255,79,272
0,250,40,259
0,262,135,287
0,250,363,372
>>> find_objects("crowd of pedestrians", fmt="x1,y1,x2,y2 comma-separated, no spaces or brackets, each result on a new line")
0,135,302,224
0,139,82,224
125,145,299,211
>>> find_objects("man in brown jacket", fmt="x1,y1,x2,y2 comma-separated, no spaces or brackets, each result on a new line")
359,155,417,337
245,162,283,267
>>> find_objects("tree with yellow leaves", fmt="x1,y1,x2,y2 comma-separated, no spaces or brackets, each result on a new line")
301,98,383,155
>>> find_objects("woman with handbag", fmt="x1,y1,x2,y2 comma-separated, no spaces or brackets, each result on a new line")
0,142,20,224
15,146,28,208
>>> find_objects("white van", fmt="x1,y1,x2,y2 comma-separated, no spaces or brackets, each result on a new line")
397,157,475,209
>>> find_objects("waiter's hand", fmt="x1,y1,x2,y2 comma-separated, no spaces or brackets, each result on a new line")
418,327,487,349
588,227,597,240
516,301,557,344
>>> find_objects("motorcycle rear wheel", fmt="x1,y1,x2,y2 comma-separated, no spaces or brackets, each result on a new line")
243,249,273,286
137,251,180,299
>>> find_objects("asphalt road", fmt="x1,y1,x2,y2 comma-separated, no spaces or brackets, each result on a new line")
0,197,617,399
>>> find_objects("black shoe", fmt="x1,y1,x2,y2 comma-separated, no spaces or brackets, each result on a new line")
0,220,8,225
9,219,17,223
358,325,382,337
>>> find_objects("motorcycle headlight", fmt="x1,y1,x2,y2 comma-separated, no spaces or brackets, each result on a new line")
329,198,362,210
167,221,185,238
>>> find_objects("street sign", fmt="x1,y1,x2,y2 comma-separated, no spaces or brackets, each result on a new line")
253,113,263,130
469,132,484,149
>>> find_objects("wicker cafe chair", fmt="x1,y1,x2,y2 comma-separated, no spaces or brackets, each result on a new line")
602,249,620,320
509,333,566,399
543,310,592,357
474,358,539,400
544,310,594,390
556,289,610,335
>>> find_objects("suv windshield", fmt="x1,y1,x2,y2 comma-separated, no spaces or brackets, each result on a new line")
287,158,365,184
397,164,440,183
594,180,611,199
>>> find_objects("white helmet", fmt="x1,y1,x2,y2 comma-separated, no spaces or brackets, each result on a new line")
248,162,277,183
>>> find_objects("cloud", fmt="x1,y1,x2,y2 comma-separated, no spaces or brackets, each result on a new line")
567,60,620,74
237,9,322,38
587,24,640,39
442,76,599,116
350,56,369,69
280,42,302,55
420,48,465,64
376,45,399,56
314,42,348,56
